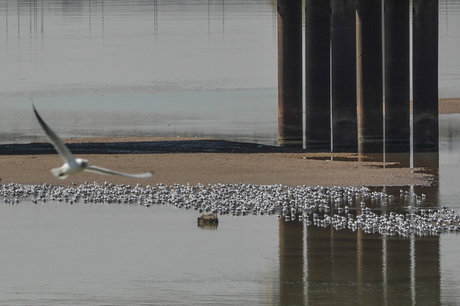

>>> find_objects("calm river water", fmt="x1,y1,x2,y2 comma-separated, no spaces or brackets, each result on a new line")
1,0,460,305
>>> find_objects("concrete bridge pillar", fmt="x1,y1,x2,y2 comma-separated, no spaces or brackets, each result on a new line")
413,0,439,151
305,0,331,151
278,0,438,153
277,0,303,147
384,0,410,152
331,0,358,152
356,0,383,153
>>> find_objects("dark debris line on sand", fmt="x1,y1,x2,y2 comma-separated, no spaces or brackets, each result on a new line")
0,140,304,155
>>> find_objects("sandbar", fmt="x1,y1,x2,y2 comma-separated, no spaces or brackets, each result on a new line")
0,150,432,187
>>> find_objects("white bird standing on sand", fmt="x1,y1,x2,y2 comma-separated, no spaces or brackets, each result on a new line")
33,105,153,179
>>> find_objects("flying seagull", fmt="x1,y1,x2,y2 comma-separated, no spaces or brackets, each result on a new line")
33,105,153,179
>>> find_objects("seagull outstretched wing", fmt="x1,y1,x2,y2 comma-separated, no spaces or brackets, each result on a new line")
85,164,152,178
33,105,153,179
33,105,76,164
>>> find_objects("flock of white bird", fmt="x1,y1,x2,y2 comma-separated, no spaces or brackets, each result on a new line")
1,181,459,237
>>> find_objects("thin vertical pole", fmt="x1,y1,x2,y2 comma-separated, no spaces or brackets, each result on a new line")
384,0,410,152
305,0,331,151
413,0,438,151
331,0,357,152
357,0,383,153
277,0,303,147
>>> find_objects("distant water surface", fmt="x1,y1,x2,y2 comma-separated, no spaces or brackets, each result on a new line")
0,204,279,305
0,0,459,142
0,185,459,305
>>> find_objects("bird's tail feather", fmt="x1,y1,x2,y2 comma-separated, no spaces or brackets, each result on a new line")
51,167,68,179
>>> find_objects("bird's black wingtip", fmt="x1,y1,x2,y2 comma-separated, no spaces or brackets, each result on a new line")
32,104,43,120
32,104,38,115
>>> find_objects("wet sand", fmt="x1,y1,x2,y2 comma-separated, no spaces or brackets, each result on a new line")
440,98,460,114
0,150,431,187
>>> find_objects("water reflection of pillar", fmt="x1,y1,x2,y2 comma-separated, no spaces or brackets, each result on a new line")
306,228,358,304
101,0,105,36
356,232,385,304
330,230,358,299
385,238,412,304
305,0,331,151
277,0,302,147
17,0,20,36
41,0,44,34
331,0,357,152
89,0,92,31
413,0,439,151
306,227,332,303
356,0,383,154
153,0,158,36
279,220,304,305
414,237,441,304
5,0,8,37
384,0,410,152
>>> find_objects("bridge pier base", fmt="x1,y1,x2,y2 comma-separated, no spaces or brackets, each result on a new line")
384,0,410,153
305,0,331,151
357,0,383,153
277,0,302,147
331,0,357,152
413,0,439,151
